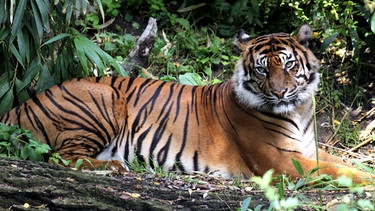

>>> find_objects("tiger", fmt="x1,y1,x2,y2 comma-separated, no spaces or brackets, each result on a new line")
0,24,374,184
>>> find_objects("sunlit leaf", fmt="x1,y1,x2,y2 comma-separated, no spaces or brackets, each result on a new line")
371,13,375,33
241,197,252,211
179,73,203,86
291,158,304,176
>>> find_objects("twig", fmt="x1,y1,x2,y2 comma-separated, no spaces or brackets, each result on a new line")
319,142,373,161
348,136,374,153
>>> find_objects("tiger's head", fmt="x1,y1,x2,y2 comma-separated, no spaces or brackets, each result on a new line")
233,24,320,114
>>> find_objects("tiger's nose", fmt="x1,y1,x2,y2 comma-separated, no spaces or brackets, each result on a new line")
272,88,287,98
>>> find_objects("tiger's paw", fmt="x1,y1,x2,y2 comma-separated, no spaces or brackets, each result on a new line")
48,156,129,173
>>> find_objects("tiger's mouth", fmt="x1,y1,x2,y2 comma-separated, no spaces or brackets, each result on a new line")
266,97,298,113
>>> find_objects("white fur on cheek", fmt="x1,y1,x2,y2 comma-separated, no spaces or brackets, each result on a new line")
233,61,266,110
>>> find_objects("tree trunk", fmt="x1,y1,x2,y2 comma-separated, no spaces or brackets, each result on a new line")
1,157,365,210
0,157,267,210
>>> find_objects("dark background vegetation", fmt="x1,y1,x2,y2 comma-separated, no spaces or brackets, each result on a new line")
1,0,374,112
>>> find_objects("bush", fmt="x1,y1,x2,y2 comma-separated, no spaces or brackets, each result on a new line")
0,0,126,114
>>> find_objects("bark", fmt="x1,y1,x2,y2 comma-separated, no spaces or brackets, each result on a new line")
0,157,266,210
120,17,158,77
1,157,369,210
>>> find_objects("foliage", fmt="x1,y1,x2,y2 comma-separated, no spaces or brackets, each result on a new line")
0,0,126,114
95,32,137,60
240,163,375,210
0,123,51,161
49,153,72,166
150,21,238,85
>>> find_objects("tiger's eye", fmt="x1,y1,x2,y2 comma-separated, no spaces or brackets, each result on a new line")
255,67,267,75
285,61,295,69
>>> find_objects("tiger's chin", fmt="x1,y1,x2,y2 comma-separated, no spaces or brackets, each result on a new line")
271,102,297,114
234,87,302,114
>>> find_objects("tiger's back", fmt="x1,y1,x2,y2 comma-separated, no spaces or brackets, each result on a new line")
1,25,374,183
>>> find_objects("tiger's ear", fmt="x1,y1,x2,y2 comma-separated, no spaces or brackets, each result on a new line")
235,29,252,51
294,24,313,47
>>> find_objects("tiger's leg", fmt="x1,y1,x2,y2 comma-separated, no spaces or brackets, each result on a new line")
285,153,375,184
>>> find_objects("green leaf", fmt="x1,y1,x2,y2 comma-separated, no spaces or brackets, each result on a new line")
176,18,190,30
251,0,259,14
30,0,44,37
251,169,274,189
10,43,25,68
320,33,339,53
240,197,251,211
22,58,40,85
75,158,83,168
179,73,204,86
95,0,105,23
21,146,31,160
371,13,375,34
36,65,54,93
0,89,14,114
0,79,11,99
291,158,304,176
15,79,29,104
74,37,89,74
210,57,221,64
16,29,29,64
336,175,353,187
10,0,27,39
35,0,51,26
42,33,71,47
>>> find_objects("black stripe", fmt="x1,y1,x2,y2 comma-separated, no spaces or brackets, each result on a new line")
30,91,57,145
124,132,131,160
126,77,136,93
265,127,300,141
135,125,153,161
260,111,300,131
238,105,297,135
133,78,154,107
110,76,118,86
191,86,199,125
174,104,189,172
89,91,117,136
59,86,112,142
193,151,199,172
266,142,301,154
150,102,174,159
174,85,185,123
157,134,172,167
115,77,126,90
157,83,175,122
